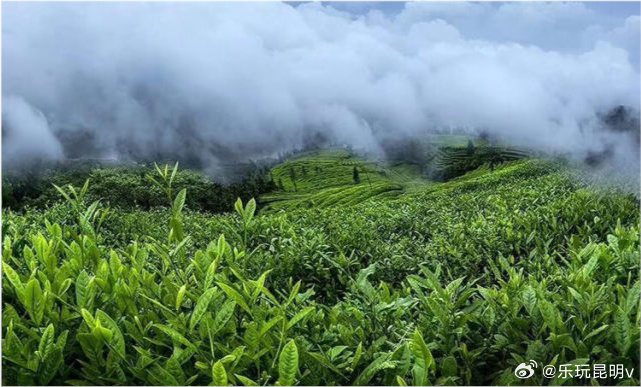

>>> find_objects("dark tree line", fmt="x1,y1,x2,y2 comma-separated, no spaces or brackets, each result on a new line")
2,163,276,214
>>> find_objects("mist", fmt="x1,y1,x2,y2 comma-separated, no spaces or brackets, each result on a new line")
2,1,639,179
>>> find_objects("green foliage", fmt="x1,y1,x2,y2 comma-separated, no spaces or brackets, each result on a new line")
261,149,428,212
3,163,275,214
277,340,299,386
429,145,529,181
213,361,228,386
2,157,639,386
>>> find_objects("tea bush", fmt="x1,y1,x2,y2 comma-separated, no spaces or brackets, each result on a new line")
2,164,275,213
2,160,639,385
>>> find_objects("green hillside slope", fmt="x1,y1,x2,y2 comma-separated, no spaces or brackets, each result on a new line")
1,153,639,386
261,149,429,212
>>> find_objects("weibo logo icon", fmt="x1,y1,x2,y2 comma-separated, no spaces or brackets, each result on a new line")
514,360,537,379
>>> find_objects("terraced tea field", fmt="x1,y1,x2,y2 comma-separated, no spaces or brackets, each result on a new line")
261,149,430,212
1,149,639,386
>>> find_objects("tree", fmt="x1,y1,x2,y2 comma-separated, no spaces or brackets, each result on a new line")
467,139,475,155
278,177,284,190
352,166,360,184
301,166,307,176
487,147,500,173
289,167,297,192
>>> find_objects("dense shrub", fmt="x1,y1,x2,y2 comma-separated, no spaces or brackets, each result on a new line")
2,164,275,213
1,160,639,385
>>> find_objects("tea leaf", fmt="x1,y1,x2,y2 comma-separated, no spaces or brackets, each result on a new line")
278,339,299,386
212,361,228,386
190,287,218,331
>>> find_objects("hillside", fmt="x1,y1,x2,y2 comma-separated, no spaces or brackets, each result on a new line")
261,149,429,212
1,151,640,386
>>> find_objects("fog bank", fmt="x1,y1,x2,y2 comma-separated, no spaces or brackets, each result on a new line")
2,1,639,177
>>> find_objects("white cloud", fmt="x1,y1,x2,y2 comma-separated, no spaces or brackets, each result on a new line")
2,1,639,172
2,96,64,167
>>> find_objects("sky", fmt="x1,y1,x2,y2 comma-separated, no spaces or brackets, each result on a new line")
317,1,641,67
2,1,640,177
323,1,640,17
